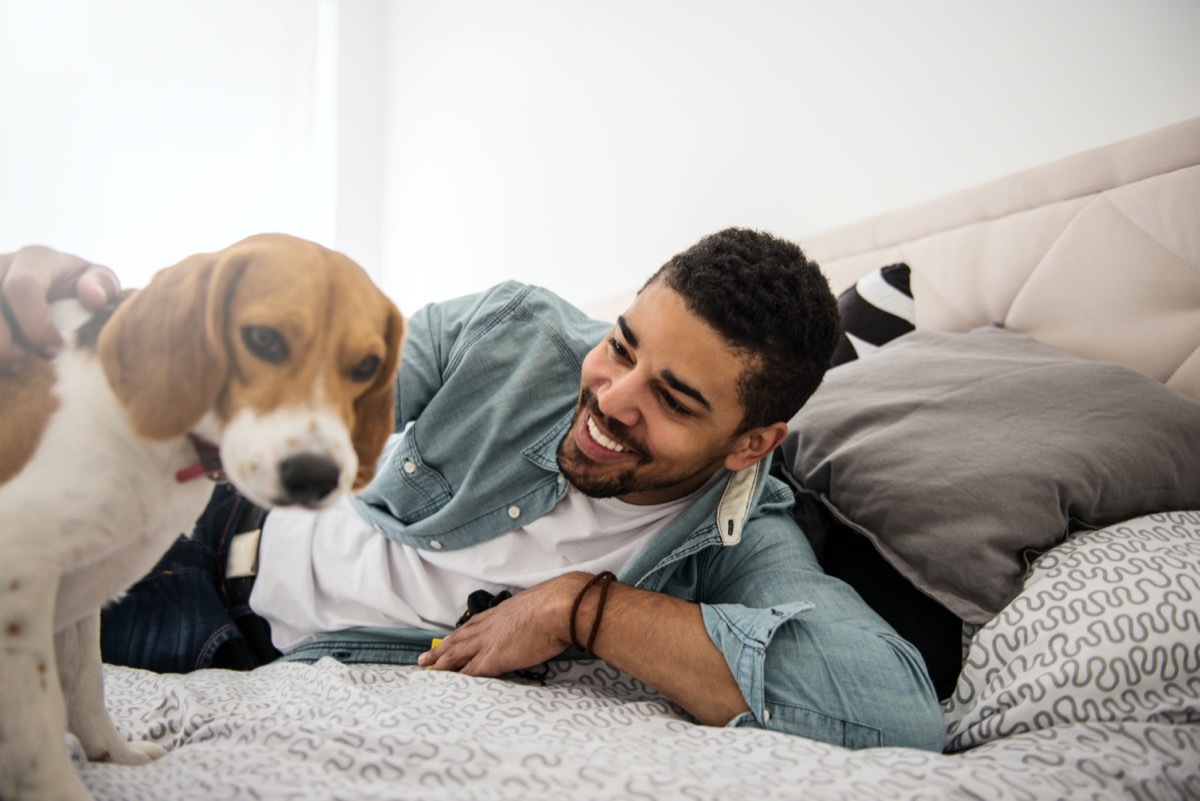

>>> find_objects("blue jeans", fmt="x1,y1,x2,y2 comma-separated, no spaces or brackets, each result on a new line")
100,483,279,672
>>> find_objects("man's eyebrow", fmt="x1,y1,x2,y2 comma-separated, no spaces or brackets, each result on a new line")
662,370,713,412
617,315,639,348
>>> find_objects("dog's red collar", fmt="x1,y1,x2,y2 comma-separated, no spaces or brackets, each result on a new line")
176,434,227,484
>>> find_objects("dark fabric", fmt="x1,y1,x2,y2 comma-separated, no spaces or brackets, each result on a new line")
776,456,961,699
455,589,513,627
101,483,279,672
818,511,964,700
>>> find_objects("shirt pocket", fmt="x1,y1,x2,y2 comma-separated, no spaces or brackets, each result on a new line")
359,435,453,524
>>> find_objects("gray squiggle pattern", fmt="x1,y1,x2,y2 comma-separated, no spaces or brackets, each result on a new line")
78,513,1200,801
944,510,1200,754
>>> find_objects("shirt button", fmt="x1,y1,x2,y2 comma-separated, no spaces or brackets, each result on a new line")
508,506,521,519
557,474,566,485
763,709,772,723
430,540,443,550
403,460,416,474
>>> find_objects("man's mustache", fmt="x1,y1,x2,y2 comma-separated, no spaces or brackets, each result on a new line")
580,391,649,459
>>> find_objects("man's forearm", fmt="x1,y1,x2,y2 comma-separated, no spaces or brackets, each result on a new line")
567,572,751,726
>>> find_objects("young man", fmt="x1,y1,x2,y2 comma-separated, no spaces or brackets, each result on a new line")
0,230,945,750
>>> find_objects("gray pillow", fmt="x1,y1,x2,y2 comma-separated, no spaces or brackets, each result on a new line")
782,326,1200,623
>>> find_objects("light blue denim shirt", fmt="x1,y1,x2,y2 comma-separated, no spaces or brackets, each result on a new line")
283,281,944,751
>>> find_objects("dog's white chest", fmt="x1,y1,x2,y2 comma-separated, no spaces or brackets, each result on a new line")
0,321,215,630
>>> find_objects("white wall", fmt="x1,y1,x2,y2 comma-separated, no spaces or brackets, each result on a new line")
3,1,1200,318
381,0,1200,314
0,0,337,288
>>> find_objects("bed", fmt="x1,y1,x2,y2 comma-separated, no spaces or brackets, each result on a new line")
81,118,1200,800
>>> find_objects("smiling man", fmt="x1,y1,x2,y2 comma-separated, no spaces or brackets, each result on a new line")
558,282,769,504
1,228,945,750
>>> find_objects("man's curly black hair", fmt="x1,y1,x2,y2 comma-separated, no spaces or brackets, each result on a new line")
642,227,841,432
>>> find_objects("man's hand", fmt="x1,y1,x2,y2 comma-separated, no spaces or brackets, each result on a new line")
0,246,120,373
417,574,584,676
417,571,750,726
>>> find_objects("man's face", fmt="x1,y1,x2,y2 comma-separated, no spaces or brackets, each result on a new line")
557,280,753,505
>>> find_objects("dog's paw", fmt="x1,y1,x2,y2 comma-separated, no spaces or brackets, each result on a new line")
95,739,169,765
114,739,169,764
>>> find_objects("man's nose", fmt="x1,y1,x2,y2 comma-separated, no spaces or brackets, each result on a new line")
596,372,642,428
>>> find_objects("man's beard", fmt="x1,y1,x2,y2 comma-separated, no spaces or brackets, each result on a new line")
557,437,646,499
556,391,719,500
556,394,648,498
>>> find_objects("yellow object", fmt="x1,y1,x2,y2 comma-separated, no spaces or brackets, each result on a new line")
424,638,443,670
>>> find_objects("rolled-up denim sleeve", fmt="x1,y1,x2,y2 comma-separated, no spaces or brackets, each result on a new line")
701,598,944,750
692,495,946,751
700,601,814,722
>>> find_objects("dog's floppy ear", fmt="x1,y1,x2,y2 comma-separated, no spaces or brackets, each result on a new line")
98,250,245,441
351,301,405,490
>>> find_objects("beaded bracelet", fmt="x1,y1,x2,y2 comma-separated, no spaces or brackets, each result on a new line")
569,571,617,655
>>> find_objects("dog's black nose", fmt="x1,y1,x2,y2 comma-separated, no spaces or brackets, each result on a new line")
279,454,341,507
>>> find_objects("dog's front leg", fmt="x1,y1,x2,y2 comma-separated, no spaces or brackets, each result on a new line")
56,611,168,766
0,570,92,801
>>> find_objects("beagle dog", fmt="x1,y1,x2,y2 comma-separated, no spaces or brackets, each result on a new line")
0,233,404,801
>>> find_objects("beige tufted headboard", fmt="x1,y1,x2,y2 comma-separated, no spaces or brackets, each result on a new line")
800,117,1200,402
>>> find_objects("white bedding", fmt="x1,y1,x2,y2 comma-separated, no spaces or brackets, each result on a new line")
82,512,1200,801
83,664,1196,801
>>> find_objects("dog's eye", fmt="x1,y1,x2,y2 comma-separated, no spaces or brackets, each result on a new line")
351,354,382,383
242,326,290,364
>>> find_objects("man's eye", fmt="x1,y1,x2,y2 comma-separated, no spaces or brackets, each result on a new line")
661,391,690,416
242,325,289,364
609,337,630,360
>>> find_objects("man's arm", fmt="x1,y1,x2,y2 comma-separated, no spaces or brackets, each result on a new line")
0,246,119,372
417,571,750,726
394,281,540,432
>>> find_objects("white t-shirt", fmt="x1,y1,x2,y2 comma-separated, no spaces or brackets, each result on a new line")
250,476,723,651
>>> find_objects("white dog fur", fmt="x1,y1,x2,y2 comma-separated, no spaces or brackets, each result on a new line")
0,234,403,801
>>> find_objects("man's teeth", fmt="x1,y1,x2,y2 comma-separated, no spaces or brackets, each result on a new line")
587,416,627,453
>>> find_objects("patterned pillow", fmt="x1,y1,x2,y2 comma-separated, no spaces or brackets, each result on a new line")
942,510,1200,751
830,262,914,366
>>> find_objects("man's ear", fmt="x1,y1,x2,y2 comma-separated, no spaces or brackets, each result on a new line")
723,421,788,472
